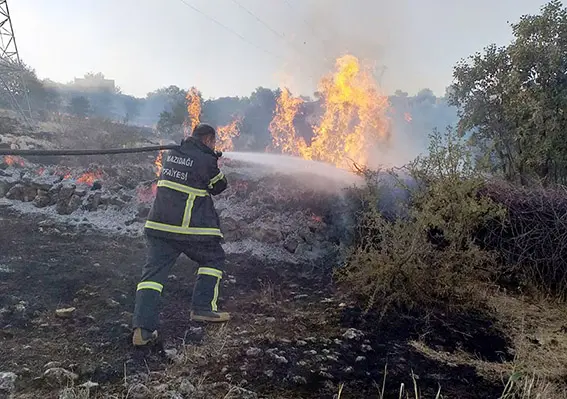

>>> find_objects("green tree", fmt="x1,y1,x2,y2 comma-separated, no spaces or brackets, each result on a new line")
449,0,567,185
68,96,91,118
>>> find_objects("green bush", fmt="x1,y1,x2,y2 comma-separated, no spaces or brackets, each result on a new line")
336,129,506,311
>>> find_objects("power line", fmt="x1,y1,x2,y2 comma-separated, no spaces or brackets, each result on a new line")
176,0,283,61
282,0,329,53
228,0,325,75
229,0,290,47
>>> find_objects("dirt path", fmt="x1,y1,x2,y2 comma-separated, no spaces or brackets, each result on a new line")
0,208,506,398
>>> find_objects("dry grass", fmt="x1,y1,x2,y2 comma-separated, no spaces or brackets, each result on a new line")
336,366,442,399
337,129,567,397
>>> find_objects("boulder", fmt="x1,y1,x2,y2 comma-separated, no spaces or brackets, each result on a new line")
58,182,76,201
30,175,62,191
6,184,37,202
250,225,283,243
83,192,102,211
33,189,50,208
283,235,301,253
0,176,18,198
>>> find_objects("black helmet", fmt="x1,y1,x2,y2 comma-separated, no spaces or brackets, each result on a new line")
191,123,216,139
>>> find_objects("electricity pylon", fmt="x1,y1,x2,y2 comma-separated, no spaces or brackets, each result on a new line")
0,0,32,125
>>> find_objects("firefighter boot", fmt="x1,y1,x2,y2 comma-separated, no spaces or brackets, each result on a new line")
190,268,230,323
132,328,158,346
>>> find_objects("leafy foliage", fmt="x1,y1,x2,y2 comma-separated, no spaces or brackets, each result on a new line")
336,129,506,311
449,0,567,185
68,96,91,118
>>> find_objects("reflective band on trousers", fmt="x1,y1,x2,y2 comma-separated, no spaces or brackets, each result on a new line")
198,267,222,311
208,172,224,189
145,220,223,237
197,267,223,279
137,281,163,293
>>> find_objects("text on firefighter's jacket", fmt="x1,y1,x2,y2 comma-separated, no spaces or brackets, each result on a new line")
162,168,188,181
167,155,194,167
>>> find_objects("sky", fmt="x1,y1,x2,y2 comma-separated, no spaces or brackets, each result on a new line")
10,0,550,100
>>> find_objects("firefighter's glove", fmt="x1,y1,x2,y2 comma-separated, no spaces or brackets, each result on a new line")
215,151,223,158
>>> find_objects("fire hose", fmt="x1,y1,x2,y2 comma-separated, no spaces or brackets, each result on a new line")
0,144,180,156
0,145,223,158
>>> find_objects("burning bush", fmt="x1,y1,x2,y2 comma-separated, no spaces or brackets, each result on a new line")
336,130,506,311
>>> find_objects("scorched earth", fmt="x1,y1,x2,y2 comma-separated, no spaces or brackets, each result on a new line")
0,156,507,399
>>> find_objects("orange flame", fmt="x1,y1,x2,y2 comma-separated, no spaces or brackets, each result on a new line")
268,88,306,155
270,54,391,170
404,112,412,123
216,117,242,152
76,170,104,185
3,155,25,167
184,87,201,136
154,150,164,177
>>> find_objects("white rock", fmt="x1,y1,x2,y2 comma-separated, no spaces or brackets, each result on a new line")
342,328,364,340
0,372,17,392
55,307,76,318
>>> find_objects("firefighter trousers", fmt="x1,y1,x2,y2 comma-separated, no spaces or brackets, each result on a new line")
132,234,225,332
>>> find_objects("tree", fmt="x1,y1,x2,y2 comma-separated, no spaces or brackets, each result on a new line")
68,96,91,118
122,95,141,124
449,0,567,184
240,87,278,150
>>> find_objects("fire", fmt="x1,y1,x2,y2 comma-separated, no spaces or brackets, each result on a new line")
216,117,241,152
268,88,305,155
270,54,391,170
3,155,25,167
76,170,104,185
154,150,164,177
184,87,202,136
404,112,412,123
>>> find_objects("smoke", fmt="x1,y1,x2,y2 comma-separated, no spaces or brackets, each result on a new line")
280,0,411,95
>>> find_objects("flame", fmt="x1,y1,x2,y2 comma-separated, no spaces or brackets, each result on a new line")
270,54,391,170
184,87,201,136
3,155,25,167
404,112,412,123
76,170,104,185
216,117,242,152
268,88,306,155
154,150,164,177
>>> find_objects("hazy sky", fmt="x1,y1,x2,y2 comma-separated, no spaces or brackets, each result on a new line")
11,0,549,99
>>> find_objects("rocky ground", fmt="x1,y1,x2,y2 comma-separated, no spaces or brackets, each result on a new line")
0,206,513,399
1,154,567,398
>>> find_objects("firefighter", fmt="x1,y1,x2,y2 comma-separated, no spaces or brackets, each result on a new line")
132,123,229,347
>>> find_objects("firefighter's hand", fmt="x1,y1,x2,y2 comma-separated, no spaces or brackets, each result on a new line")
215,151,223,158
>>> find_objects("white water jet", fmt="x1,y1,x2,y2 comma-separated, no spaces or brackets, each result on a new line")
222,151,364,189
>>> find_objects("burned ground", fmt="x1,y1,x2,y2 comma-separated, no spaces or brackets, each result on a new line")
0,206,520,399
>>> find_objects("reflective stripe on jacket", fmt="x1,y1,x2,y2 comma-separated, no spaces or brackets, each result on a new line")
144,137,227,240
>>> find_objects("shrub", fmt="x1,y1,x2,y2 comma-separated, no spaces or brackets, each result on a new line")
336,129,506,311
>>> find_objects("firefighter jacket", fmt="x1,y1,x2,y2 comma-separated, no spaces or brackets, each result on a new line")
144,137,227,240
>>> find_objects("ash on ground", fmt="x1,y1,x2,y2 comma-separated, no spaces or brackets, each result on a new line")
0,155,357,263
